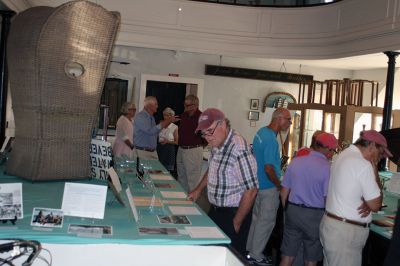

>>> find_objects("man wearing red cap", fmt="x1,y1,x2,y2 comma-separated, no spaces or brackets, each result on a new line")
188,108,258,256
279,132,338,266
320,130,392,266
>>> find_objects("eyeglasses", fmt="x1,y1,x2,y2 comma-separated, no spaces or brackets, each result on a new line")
201,121,221,137
184,103,195,108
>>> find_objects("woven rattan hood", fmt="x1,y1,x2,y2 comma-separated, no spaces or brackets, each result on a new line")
6,1,120,181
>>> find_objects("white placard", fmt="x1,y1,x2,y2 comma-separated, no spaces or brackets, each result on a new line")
0,183,23,220
126,187,139,222
61,183,107,219
149,174,174,181
107,167,122,193
185,226,225,238
169,206,201,215
160,191,187,199
90,139,113,180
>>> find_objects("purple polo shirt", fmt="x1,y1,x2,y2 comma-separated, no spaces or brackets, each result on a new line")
282,151,330,208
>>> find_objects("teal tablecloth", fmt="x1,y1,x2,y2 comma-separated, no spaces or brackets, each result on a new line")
0,159,230,245
370,172,400,239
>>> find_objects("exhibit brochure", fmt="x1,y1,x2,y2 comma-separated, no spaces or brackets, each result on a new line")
138,226,179,235
185,226,226,239
160,191,187,199
61,183,107,219
107,167,122,192
126,187,139,222
157,215,191,225
31,207,64,228
154,183,176,189
168,206,201,215
149,173,174,181
68,224,113,236
0,183,23,220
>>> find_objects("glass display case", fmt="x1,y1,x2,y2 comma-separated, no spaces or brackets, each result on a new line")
286,103,400,169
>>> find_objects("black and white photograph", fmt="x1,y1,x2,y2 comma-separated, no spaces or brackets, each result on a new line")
138,226,179,235
0,183,23,220
68,224,113,236
250,99,259,110
158,215,191,225
31,208,64,228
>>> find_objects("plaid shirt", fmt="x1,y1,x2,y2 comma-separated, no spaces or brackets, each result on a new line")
207,129,258,207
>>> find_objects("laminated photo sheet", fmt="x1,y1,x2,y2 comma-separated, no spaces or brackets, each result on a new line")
149,173,174,181
168,206,201,215
31,207,63,228
185,226,226,239
61,183,107,219
0,183,23,220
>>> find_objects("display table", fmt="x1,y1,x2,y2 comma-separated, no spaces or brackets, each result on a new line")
363,172,399,266
0,159,240,265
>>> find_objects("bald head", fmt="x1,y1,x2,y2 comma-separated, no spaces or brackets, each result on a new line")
269,107,292,132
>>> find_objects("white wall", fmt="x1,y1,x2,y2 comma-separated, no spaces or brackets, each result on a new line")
110,46,353,142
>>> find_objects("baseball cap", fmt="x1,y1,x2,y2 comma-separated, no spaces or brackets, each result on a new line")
360,130,393,158
195,108,225,133
316,132,338,149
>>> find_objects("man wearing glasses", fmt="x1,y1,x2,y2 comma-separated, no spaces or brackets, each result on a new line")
320,130,391,266
177,95,205,192
188,108,258,256
246,107,292,266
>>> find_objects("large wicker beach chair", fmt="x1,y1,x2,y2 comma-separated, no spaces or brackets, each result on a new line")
6,1,120,180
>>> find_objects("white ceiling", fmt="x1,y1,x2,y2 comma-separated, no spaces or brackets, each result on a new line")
1,0,394,71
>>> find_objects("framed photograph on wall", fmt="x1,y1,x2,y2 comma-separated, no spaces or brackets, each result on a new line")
248,111,259,121
250,99,259,110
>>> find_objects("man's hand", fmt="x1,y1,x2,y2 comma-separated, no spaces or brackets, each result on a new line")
233,216,241,233
358,198,372,217
187,189,201,202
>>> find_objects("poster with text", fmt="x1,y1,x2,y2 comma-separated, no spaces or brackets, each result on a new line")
90,139,112,180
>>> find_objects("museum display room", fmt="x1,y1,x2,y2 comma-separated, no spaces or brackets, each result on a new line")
1,0,400,265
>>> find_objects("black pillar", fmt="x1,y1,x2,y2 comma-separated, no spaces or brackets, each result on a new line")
0,11,15,147
382,51,400,131
379,51,400,171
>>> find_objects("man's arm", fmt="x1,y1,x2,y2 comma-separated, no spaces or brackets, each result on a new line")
265,164,281,190
280,187,290,208
134,113,161,136
187,169,208,201
233,188,257,233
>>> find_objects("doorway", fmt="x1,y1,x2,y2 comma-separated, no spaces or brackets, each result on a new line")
146,81,186,123
139,74,204,112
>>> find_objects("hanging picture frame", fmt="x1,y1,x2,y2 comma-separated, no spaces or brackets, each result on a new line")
248,111,259,121
250,99,259,110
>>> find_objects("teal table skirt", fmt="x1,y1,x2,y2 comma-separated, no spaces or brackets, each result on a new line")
0,159,230,245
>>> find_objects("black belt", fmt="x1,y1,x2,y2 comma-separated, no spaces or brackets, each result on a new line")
325,211,370,228
211,205,238,212
288,202,325,210
135,146,155,152
179,145,202,149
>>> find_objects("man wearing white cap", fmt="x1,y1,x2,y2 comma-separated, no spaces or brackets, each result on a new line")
320,130,392,266
188,108,259,257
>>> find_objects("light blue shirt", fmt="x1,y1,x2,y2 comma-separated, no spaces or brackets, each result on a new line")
252,127,281,190
133,109,161,150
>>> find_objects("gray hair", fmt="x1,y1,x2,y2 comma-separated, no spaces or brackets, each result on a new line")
120,102,136,114
163,107,175,116
144,96,157,107
185,94,199,106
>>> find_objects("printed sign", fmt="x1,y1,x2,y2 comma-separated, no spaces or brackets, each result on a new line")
90,139,112,180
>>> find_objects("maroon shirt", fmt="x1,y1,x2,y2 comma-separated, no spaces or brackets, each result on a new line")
178,109,204,146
